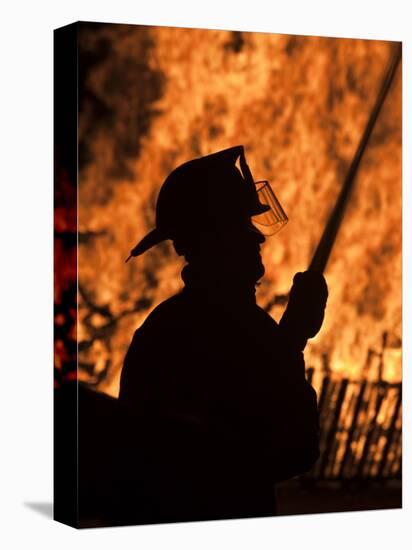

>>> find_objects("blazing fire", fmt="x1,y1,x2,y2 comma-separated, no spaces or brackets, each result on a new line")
71,24,401,399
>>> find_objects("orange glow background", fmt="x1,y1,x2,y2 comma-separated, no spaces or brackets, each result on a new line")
74,24,401,398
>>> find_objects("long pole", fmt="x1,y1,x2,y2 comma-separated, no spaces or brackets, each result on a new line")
308,43,402,273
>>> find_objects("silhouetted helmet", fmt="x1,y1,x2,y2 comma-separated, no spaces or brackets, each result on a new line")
126,145,287,261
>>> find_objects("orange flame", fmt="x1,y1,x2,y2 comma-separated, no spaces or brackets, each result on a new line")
77,26,401,397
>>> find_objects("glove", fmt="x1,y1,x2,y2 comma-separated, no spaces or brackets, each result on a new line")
280,270,328,349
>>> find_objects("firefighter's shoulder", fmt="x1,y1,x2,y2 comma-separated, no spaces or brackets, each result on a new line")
144,293,187,323
130,292,189,342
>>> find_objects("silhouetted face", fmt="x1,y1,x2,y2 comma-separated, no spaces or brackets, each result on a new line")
176,220,266,291
217,222,266,286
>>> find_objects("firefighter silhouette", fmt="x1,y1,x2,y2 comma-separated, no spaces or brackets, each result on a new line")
111,145,328,523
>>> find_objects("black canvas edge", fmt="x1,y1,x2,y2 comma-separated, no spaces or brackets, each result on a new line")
53,21,79,529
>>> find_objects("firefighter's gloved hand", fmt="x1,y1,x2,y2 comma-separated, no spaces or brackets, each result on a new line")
280,270,328,349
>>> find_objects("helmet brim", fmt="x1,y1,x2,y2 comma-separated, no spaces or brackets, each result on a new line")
126,203,270,261
126,228,166,262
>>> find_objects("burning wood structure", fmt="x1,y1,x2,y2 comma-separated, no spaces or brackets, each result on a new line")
54,24,402,481
307,371,402,481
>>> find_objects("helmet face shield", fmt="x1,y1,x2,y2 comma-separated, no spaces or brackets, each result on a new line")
252,180,288,236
